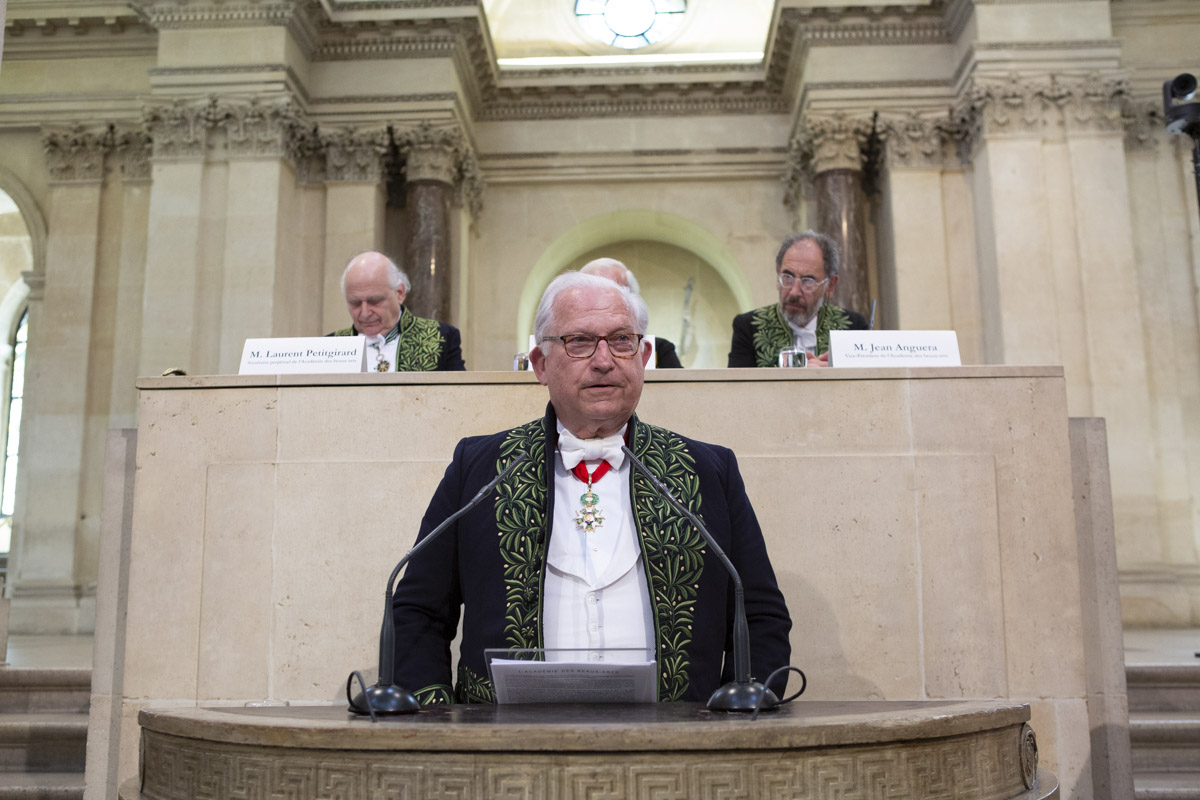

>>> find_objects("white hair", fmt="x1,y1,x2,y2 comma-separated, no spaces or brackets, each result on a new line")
533,272,649,350
340,252,411,294
580,257,641,295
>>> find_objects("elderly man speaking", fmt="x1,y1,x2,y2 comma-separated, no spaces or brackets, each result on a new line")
391,272,791,705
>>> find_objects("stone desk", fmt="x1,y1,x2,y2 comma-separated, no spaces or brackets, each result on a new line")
85,368,1127,799
124,700,1057,800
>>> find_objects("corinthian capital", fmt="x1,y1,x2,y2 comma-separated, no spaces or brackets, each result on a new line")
795,112,874,173
395,122,485,218
952,72,1129,157
225,97,308,161
43,125,115,184
142,95,311,164
877,112,953,169
1123,99,1165,152
321,128,389,183
142,96,229,159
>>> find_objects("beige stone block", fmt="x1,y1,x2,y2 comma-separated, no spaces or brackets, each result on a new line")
1070,418,1134,800
910,375,1087,697
743,455,922,701
122,389,278,698
1028,698,1094,800
275,382,547,464
639,373,914,456
197,463,275,701
157,28,290,68
885,169,953,330
915,454,1008,698
973,2,1113,41
269,462,450,701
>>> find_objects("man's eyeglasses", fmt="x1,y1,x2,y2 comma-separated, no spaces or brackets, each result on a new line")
542,333,644,359
778,272,829,292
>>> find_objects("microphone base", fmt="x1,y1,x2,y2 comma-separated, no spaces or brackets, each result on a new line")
349,683,422,716
706,681,780,713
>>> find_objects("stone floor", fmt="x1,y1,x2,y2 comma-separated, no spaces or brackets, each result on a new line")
4,634,93,669
1124,629,1200,665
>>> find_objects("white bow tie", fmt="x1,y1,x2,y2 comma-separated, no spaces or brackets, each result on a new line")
558,430,625,470
365,334,384,349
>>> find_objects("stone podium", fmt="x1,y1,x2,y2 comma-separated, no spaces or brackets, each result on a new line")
124,700,1057,800
85,368,1128,800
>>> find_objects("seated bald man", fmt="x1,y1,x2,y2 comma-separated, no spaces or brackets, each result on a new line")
328,251,465,372
579,258,683,369
391,271,792,705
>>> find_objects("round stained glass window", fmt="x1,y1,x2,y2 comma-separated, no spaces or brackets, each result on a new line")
575,0,687,50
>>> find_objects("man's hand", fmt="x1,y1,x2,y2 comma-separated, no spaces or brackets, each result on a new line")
805,350,830,368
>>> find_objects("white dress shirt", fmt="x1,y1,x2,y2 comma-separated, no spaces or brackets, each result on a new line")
788,313,819,353
543,422,654,662
364,332,399,372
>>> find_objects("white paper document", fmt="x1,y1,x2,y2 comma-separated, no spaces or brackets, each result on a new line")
490,660,657,704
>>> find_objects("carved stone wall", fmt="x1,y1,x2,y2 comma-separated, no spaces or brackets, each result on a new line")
139,723,1033,800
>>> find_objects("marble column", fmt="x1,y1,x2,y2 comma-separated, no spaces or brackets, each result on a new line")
8,128,108,632
320,128,387,333
794,113,874,318
400,126,458,323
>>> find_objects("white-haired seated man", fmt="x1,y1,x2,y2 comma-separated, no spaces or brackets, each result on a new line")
328,251,465,372
579,258,683,369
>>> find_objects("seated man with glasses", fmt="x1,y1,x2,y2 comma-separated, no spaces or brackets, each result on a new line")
390,271,792,706
727,230,868,368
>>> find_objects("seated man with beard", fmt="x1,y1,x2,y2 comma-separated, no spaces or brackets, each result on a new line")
727,231,868,368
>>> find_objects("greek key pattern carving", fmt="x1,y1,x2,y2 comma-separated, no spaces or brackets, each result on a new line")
140,724,1028,800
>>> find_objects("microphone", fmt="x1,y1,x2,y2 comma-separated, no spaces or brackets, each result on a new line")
348,450,529,716
620,444,780,713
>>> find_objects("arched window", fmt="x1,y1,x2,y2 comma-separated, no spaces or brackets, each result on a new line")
1,309,27,525
0,182,35,556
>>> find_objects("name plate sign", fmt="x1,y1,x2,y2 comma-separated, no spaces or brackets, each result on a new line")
239,337,367,375
830,330,961,368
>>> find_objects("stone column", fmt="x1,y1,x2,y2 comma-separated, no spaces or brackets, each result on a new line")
957,72,1170,618
216,98,309,370
138,97,222,377
398,124,460,323
874,112,982,359
7,127,108,632
792,113,874,318
1120,100,1200,625
107,132,152,428
320,128,387,333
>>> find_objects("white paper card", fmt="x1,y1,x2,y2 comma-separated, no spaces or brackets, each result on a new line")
239,337,367,375
829,330,961,367
490,659,657,704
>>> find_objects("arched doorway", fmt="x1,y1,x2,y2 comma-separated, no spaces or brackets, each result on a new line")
515,210,751,368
